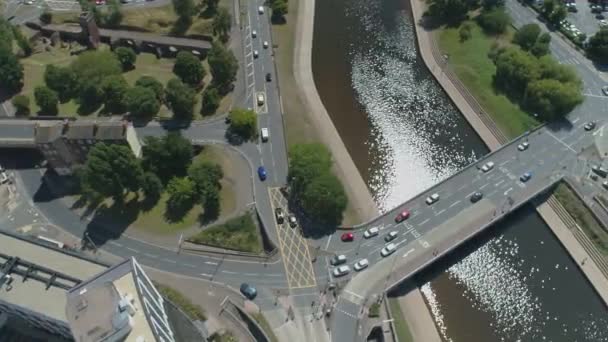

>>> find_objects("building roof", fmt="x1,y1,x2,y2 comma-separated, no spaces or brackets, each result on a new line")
34,121,64,144
95,122,126,140
65,122,95,140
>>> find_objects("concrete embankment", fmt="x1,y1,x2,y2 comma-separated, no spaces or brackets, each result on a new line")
407,0,608,307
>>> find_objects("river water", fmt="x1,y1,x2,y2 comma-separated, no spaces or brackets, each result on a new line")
311,0,608,340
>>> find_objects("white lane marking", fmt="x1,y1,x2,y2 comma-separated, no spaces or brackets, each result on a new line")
245,273,258,276
344,290,364,300
325,234,333,250
402,249,415,258
200,273,213,277
449,200,461,208
143,253,157,258
222,270,237,274
466,191,476,197
435,209,446,216
109,241,123,247
546,130,577,153
572,117,580,124
126,247,139,253
419,218,430,226
499,160,511,167
495,180,505,187
504,187,513,196
593,125,605,137
205,261,218,265
480,183,489,190
457,184,467,191
165,259,177,264
184,264,196,268
266,273,283,277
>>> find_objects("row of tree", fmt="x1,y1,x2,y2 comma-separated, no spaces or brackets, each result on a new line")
0,18,24,96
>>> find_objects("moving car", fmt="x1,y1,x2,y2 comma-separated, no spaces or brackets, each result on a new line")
381,243,396,257
517,141,529,151
240,283,257,300
470,192,483,203
266,73,272,82
288,214,297,228
263,41,269,49
253,50,259,59
426,193,440,205
481,161,495,172
275,208,285,224
363,227,379,238
584,121,596,131
354,259,369,271
603,181,608,190
258,5,264,14
332,265,350,277
261,127,269,142
603,86,608,96
330,254,347,266
252,30,257,38
394,209,410,223
520,172,532,183
385,231,398,242
257,166,267,181
341,232,354,242
257,93,265,105
592,165,608,178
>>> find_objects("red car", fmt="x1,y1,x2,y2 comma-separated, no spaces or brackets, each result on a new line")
394,210,410,223
341,232,354,242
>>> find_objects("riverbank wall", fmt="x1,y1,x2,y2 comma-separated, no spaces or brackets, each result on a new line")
407,0,608,307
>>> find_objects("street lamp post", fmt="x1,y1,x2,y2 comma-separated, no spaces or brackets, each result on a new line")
84,232,97,252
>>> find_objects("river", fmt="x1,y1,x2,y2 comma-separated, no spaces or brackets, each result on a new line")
311,0,608,340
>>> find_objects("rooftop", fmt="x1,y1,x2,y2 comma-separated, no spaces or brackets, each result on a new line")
65,121,96,140
34,121,64,144
95,121,126,140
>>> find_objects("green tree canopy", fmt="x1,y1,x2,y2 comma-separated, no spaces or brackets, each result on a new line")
513,23,541,51
34,86,58,115
125,86,160,119
228,108,257,140
530,32,551,57
165,78,196,120
477,7,510,34
271,0,288,21
172,0,196,18
208,41,238,92
142,172,163,203
537,55,580,85
173,51,205,86
300,172,347,227
80,143,144,200
0,47,23,95
524,79,583,121
201,86,221,115
0,18,14,51
287,143,332,197
166,177,197,214
71,50,122,86
427,0,479,25
587,28,608,64
135,76,164,101
212,7,232,41
114,46,136,70
44,65,78,102
142,132,194,182
12,95,30,116
188,160,223,205
101,75,129,114
494,47,540,96
204,0,220,12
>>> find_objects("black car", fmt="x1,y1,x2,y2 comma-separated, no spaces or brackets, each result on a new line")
584,121,596,131
275,208,285,224
240,283,257,300
597,14,606,19
266,73,272,82
470,192,483,203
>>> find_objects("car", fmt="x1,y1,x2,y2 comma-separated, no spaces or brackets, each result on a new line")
332,265,350,277
584,121,596,131
603,181,608,190
517,141,530,151
258,5,264,14
253,50,259,58
600,20,608,28
240,283,257,300
597,14,606,19
592,165,608,177
288,214,297,228
341,232,354,242
470,192,483,203
385,231,398,242
363,227,379,238
266,73,272,82
353,259,369,271
261,127,269,142
481,161,495,172
591,173,599,181
275,208,285,224
120,0,132,3
252,30,257,38
520,172,532,183
394,210,410,223
257,93,265,105
425,193,440,205
257,166,267,181
0,172,8,185
330,254,347,266
263,41,269,49
381,243,397,257
603,86,608,96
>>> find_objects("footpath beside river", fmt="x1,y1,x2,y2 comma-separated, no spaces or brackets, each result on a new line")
408,0,608,308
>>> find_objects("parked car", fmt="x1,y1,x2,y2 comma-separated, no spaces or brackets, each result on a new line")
240,283,257,299
252,30,257,38
257,166,267,181
0,172,8,185
520,172,532,183
288,214,297,228
481,161,495,172
603,181,608,190
330,254,347,266
263,41,269,49
253,50,259,59
275,208,285,224
354,259,369,271
341,232,354,242
261,127,269,142
381,243,397,257
517,141,529,151
258,5,264,14
592,165,608,178
257,93,265,105
470,192,483,203
426,193,440,205
266,73,272,82
394,210,410,223
363,227,379,238
584,121,596,131
385,231,398,242
332,265,350,277
603,86,608,96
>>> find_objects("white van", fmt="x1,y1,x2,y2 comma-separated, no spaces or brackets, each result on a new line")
257,93,265,106
261,128,269,142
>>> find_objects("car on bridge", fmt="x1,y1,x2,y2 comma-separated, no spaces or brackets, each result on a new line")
240,283,257,300
257,166,267,181
288,214,297,228
354,259,369,271
381,243,397,257
426,193,440,205
333,265,350,277
584,121,596,131
517,142,529,151
481,161,494,172
470,192,483,203
385,231,398,242
394,210,410,223
520,172,532,183
341,232,354,242
363,227,379,238
331,254,347,265
275,208,285,224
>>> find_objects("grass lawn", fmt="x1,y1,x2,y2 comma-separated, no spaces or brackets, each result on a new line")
155,283,207,321
437,21,539,138
388,298,414,342
192,145,237,217
554,183,608,256
187,212,263,253
250,312,279,342
209,332,237,342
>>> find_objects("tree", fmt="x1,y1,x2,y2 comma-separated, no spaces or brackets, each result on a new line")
427,0,479,25
542,0,555,17
165,78,196,120
104,0,123,28
0,47,23,95
271,0,288,22
173,51,205,86
114,47,136,71
166,177,197,214
172,0,196,19
188,160,223,204
142,172,163,203
71,50,122,86
494,47,540,96
524,79,583,121
40,11,52,25
482,0,504,9
204,0,220,13
11,95,30,116
12,27,32,57
587,28,608,64
228,108,257,140
537,55,580,84
135,76,164,101
513,23,541,51
125,86,160,119
80,143,144,200
548,5,566,26
142,132,193,181
44,65,78,102
201,86,221,115
531,32,551,57
287,143,332,197
34,86,59,115
208,41,238,92
101,75,129,113
477,8,510,34
459,22,472,42
300,172,347,227
0,18,13,51
212,7,232,41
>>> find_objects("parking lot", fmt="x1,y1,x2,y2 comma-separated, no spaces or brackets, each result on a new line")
563,0,607,38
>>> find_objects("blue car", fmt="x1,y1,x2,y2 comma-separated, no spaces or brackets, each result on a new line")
257,166,267,181
520,172,532,183
240,283,257,300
